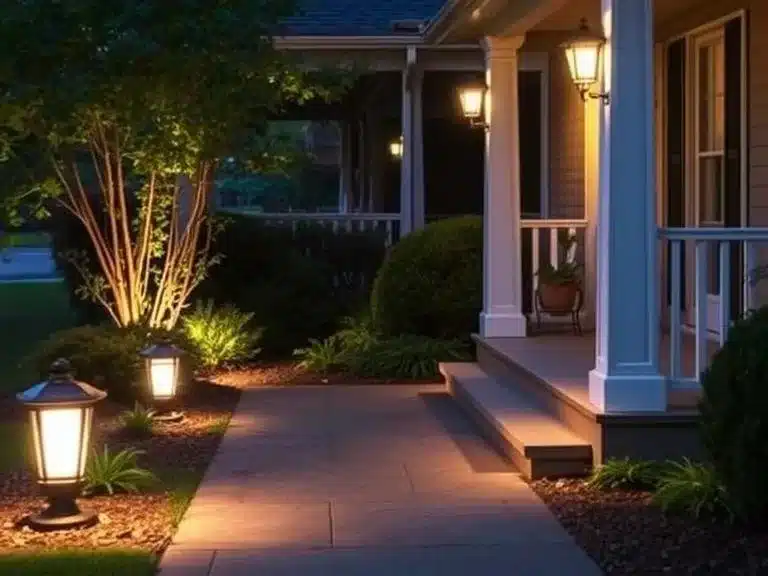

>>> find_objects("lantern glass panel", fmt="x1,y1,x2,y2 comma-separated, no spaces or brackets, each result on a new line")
459,87,484,119
35,408,83,482
150,357,177,399
565,41,601,86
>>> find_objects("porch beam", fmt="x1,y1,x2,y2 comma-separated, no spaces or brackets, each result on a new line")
479,35,527,338
589,0,665,412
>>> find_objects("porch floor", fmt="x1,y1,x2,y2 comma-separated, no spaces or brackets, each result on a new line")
482,331,719,414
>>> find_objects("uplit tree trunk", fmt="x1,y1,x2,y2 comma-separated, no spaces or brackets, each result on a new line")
50,119,218,329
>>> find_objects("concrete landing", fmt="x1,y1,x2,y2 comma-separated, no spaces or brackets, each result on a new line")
158,385,601,576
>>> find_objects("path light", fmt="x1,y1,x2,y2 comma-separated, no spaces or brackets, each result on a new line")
389,136,403,159
17,358,106,531
458,82,487,129
561,18,609,103
140,340,185,422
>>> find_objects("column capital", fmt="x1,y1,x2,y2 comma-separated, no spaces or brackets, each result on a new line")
482,35,525,60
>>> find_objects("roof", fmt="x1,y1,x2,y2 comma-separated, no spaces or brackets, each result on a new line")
281,0,448,37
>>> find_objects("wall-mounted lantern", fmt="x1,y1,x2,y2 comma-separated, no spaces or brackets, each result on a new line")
389,136,403,159
140,341,185,422
561,19,609,103
17,358,106,530
458,82,488,129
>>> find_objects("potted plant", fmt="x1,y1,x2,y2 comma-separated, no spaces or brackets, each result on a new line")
535,231,582,315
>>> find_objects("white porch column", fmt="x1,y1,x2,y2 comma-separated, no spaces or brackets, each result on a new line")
480,36,527,338
412,60,425,230
589,0,665,412
399,47,417,236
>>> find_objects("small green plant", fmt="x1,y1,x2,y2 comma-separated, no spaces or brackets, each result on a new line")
182,300,262,369
84,446,157,496
293,337,343,373
347,335,469,380
588,458,663,491
652,459,732,520
207,416,231,436
535,230,582,285
119,403,155,437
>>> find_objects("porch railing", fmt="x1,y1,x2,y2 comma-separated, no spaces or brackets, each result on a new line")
521,218,588,315
217,209,402,247
659,227,768,389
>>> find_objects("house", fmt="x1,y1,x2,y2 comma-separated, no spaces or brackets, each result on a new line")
267,0,768,478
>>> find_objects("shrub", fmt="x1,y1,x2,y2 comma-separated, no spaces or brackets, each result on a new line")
27,324,195,405
294,338,343,373
652,459,732,520
119,403,155,438
588,458,663,491
182,300,261,369
371,216,482,340
345,335,469,380
699,305,768,525
85,446,156,495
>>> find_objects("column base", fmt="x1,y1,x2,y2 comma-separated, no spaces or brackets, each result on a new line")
588,369,667,413
480,309,527,338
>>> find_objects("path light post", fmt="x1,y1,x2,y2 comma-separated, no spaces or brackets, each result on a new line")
140,340,185,422
17,358,106,531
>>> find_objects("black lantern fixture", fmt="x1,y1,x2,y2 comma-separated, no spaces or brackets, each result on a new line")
561,18,609,103
139,341,185,422
17,358,106,531
458,82,488,129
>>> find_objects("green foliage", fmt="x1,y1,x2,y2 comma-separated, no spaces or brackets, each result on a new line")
588,458,664,491
84,446,156,496
119,403,155,438
27,324,195,405
0,550,155,576
371,216,482,340
699,305,768,525
535,230,582,285
346,335,469,380
294,338,343,373
652,459,732,520
182,300,261,369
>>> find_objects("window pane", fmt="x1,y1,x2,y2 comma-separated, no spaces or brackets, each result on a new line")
699,155,723,224
714,39,725,151
698,45,711,152
698,39,725,153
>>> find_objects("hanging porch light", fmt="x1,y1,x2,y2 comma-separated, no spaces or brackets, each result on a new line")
140,341,185,422
561,18,609,103
17,358,106,531
389,136,403,159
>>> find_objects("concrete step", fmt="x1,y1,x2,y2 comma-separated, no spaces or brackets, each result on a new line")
440,362,592,480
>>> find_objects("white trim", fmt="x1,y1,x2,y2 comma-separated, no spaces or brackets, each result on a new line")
275,35,482,50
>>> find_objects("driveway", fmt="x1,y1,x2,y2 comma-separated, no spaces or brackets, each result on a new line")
159,384,602,575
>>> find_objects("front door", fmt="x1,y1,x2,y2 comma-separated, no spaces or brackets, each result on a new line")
666,15,744,336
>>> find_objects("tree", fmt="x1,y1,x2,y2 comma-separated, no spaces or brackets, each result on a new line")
0,0,349,328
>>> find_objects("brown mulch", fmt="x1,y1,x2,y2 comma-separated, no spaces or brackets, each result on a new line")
0,380,240,554
207,361,441,388
531,478,768,576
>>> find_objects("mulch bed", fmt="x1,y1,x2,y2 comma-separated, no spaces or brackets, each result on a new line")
206,361,441,388
531,478,768,575
0,380,240,554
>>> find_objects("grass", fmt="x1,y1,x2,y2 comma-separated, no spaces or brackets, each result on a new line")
0,232,51,249
0,281,76,394
0,550,156,576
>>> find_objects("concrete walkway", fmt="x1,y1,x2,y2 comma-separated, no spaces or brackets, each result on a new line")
159,385,602,575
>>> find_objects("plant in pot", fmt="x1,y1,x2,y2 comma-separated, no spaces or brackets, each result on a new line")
535,231,582,315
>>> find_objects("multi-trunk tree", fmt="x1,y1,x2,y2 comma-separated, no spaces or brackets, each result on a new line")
0,0,348,328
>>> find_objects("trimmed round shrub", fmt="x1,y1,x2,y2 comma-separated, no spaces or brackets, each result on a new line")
26,324,197,405
700,305,768,525
371,216,482,340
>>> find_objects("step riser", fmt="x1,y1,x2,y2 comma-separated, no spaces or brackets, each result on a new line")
447,373,592,480
476,340,603,465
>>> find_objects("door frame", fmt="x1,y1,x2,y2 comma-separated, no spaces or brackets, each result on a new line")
659,10,748,336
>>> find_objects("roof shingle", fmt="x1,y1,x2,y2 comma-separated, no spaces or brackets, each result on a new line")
281,0,447,36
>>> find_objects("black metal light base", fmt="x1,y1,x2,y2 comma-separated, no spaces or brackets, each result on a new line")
152,410,184,423
28,497,98,532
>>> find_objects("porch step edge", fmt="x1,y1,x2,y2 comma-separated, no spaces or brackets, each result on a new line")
440,362,592,479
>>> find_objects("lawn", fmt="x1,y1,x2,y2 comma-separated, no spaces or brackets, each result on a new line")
0,550,155,576
0,281,76,395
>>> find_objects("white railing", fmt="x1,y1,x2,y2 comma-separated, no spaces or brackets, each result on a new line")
521,218,589,312
217,208,402,247
659,227,768,389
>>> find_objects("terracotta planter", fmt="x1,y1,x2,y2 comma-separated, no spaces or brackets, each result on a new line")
538,281,579,315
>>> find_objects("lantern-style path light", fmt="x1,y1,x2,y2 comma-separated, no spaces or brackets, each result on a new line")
17,358,106,531
140,340,185,423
